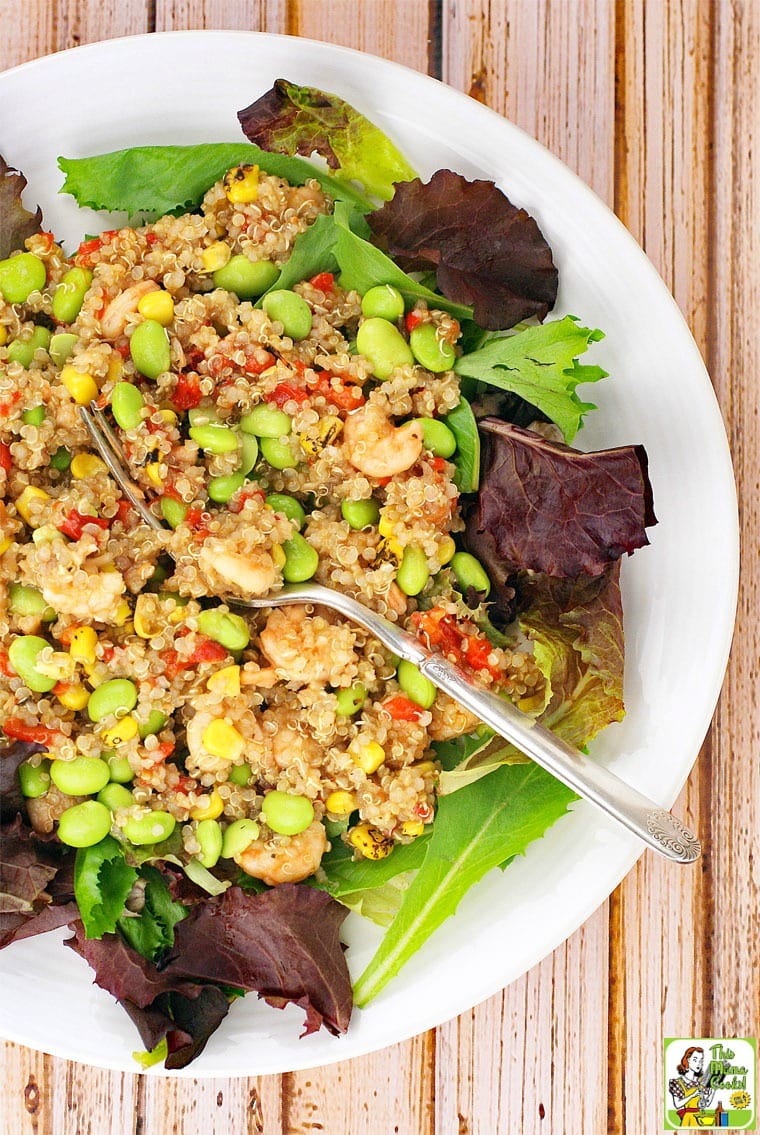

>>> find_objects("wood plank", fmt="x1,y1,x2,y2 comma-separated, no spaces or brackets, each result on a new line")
155,0,287,33
0,0,149,71
288,0,432,72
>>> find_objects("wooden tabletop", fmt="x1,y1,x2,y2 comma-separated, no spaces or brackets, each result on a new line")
1,2,757,1132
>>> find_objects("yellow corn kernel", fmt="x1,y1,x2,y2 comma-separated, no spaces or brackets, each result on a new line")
325,790,358,817
137,289,175,326
101,715,139,746
299,416,343,457
376,535,402,566
202,718,245,761
82,662,107,687
348,822,394,860
68,625,98,665
206,664,241,698
271,543,287,569
0,535,11,555
223,164,259,204
190,788,224,821
70,452,108,479
106,353,123,384
0,325,8,346
15,485,51,525
438,535,457,564
60,365,99,405
399,819,425,838
145,461,164,489
201,241,232,273
55,682,90,711
378,513,395,539
157,408,178,426
113,599,132,627
349,740,386,776
413,760,437,777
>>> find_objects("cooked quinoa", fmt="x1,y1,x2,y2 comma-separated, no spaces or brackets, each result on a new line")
0,167,545,884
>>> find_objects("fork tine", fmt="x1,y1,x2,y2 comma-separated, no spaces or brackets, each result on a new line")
79,404,163,531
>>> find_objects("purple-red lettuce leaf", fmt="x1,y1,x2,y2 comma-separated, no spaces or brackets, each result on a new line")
123,988,231,1070
367,170,558,330
0,154,43,260
237,79,416,201
0,813,75,946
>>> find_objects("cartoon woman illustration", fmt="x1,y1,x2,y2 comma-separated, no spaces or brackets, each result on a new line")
669,1047,716,1126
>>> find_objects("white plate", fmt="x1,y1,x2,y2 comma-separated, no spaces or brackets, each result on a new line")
0,31,738,1076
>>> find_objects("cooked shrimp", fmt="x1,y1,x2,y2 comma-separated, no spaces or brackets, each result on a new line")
40,567,126,623
100,280,159,340
269,722,322,772
259,605,358,686
342,402,424,478
234,820,327,886
197,542,280,597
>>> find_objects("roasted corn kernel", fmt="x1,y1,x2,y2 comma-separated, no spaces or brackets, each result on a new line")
101,715,139,746
324,790,358,817
223,164,260,204
348,822,394,860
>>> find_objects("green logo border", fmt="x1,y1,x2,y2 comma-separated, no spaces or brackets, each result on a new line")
664,1037,757,1131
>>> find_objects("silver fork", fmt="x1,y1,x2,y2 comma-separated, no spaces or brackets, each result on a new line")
81,403,701,863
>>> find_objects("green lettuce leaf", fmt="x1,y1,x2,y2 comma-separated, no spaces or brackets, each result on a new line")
442,398,481,492
116,866,187,961
454,316,607,441
74,835,137,939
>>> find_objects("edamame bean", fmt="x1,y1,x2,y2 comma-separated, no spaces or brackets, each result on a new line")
259,435,298,469
138,710,167,740
397,659,437,709
111,381,145,430
396,545,430,597
187,405,219,426
265,493,306,530
282,532,318,582
341,497,380,530
417,417,457,458
97,783,134,811
261,790,314,836
106,753,134,783
8,326,51,368
356,317,414,379
195,818,223,868
129,319,171,380
221,817,260,858
409,322,456,372
9,583,55,621
213,255,279,299
335,684,367,716
361,284,405,322
160,495,188,529
18,759,51,799
0,252,46,303
188,422,239,454
208,471,245,503
52,267,92,324
450,551,491,597
50,755,111,796
50,446,71,471
49,332,78,366
8,635,56,692
228,763,252,787
262,290,313,340
87,678,138,723
238,432,259,475
121,809,176,846
57,800,112,848
21,405,46,427
239,404,292,438
197,608,250,651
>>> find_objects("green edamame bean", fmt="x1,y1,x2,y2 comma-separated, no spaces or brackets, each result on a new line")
111,381,145,431
208,471,245,503
239,404,292,438
50,446,72,471
52,267,92,324
21,405,46,427
8,326,51,368
238,432,259,475
197,608,250,651
87,678,138,723
335,684,367,716
262,289,313,340
138,710,166,740
340,497,380,530
97,783,134,811
49,332,78,366
57,800,112,848
189,422,239,454
221,817,260,858
195,818,223,868
106,752,134,783
356,317,414,379
129,318,171,380
417,417,457,458
396,545,430,597
160,496,188,529
50,755,111,796
227,763,252,787
8,635,56,692
121,809,176,846
0,253,46,304
282,532,318,582
18,759,51,799
261,790,314,836
213,255,279,300
361,285,405,322
259,435,298,469
187,405,219,426
409,322,456,373
397,659,437,709
9,583,55,621
265,493,306,530
450,551,491,597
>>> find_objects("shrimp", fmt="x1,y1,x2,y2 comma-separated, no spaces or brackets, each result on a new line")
197,542,280,597
234,820,327,886
342,402,424,478
259,605,358,686
41,568,126,623
100,280,159,340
